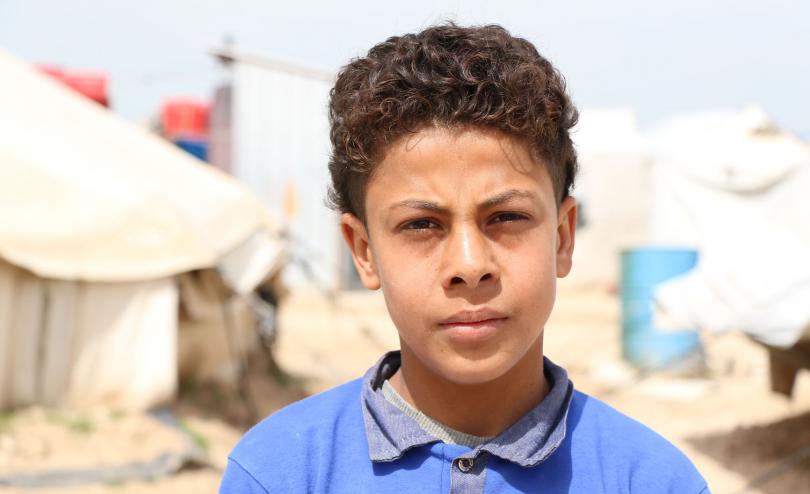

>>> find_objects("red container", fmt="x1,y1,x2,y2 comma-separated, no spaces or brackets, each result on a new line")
62,71,109,107
37,65,64,79
161,99,210,139
37,65,110,107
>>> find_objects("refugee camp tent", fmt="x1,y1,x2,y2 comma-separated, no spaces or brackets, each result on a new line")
0,49,283,411
568,109,649,286
648,107,810,348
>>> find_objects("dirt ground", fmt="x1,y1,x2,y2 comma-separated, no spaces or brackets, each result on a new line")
1,282,809,493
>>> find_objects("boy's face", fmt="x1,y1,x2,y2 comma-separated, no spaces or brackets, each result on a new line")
341,127,576,385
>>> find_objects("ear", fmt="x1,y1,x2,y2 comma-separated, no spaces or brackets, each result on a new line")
340,213,381,290
555,196,577,278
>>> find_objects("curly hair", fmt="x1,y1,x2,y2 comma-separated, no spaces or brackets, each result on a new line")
327,23,578,221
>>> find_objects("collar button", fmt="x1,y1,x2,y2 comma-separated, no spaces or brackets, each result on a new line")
457,458,474,472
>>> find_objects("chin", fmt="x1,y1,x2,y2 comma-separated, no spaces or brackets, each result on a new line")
430,351,521,386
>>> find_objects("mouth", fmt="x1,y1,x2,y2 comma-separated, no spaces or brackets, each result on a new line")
439,308,508,326
438,308,508,341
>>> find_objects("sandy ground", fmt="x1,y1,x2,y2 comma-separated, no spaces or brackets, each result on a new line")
1,282,809,493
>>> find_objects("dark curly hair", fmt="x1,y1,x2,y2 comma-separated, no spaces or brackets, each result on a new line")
327,23,578,221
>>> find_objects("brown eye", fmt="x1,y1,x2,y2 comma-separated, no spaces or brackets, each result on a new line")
491,212,527,223
404,219,439,230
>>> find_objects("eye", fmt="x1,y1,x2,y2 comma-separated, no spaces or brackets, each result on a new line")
402,218,440,231
490,212,528,224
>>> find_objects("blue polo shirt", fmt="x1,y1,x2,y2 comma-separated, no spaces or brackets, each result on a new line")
221,352,709,493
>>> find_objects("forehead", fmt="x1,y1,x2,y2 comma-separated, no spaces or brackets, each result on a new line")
365,127,555,213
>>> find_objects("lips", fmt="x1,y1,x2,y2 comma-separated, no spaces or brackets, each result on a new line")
437,308,508,344
439,308,508,326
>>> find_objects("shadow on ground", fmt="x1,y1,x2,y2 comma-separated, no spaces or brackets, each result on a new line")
687,411,810,494
174,351,310,431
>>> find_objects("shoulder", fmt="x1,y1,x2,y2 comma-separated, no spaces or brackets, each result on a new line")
232,378,362,457
569,390,678,450
567,390,708,493
224,378,365,490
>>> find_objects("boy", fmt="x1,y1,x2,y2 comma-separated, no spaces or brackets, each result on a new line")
221,23,709,493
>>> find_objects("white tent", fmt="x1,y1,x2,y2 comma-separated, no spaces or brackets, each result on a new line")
649,107,810,348
568,109,649,286
0,49,282,410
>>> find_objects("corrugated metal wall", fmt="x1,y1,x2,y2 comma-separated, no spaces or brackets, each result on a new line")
232,62,342,289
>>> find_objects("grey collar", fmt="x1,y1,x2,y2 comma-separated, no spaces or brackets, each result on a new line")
360,351,574,467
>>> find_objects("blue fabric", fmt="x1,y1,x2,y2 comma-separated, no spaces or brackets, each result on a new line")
220,354,710,493
360,352,574,492
362,352,572,468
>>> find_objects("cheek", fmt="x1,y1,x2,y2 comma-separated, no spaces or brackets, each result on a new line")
502,238,557,307
375,244,440,323
509,256,554,297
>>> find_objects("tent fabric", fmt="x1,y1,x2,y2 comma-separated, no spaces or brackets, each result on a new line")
0,49,284,411
569,109,649,286
0,48,272,283
0,259,177,410
650,108,810,348
218,230,287,296
177,270,257,383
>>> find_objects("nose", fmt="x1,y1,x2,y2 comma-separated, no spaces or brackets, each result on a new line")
441,223,499,289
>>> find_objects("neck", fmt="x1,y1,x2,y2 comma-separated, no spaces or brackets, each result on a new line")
390,336,548,437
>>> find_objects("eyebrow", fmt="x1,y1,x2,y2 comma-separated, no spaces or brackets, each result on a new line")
480,189,537,208
388,199,450,214
388,189,537,214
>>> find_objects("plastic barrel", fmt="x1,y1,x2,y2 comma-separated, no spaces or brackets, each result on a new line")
162,100,210,139
621,247,702,369
174,137,208,162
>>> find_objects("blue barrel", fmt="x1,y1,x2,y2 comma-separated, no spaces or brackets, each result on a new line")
174,137,208,162
621,247,702,369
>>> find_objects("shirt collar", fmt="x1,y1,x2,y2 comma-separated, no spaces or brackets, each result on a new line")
360,351,574,467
